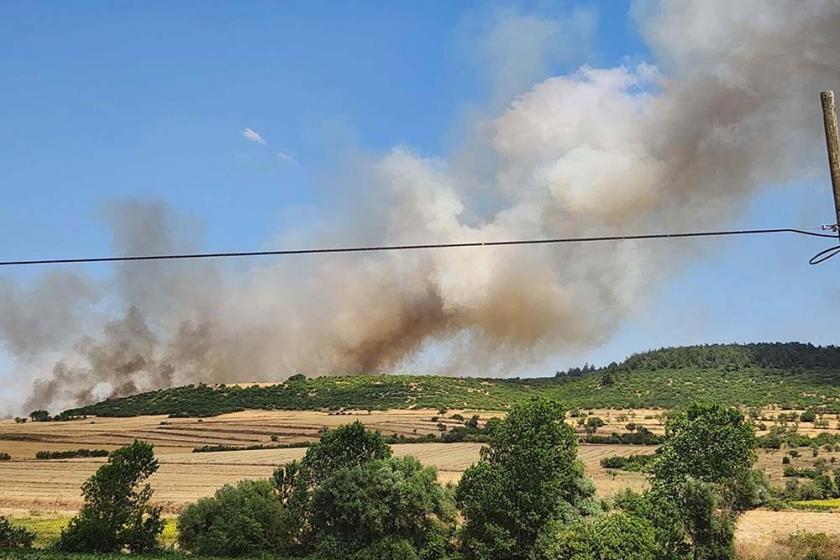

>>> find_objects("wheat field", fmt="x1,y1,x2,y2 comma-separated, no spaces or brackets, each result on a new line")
1,407,838,554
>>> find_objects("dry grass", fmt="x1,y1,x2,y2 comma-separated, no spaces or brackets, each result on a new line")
737,528,840,559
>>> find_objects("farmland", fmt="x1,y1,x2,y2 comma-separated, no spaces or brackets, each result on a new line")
3,405,840,557
4,344,840,556
0,408,657,511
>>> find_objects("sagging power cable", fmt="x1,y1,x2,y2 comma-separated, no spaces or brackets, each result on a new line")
0,226,838,268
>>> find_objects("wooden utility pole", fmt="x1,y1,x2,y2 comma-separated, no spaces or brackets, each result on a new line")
820,90,840,239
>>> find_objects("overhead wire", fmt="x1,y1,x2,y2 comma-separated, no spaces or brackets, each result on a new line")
0,226,838,267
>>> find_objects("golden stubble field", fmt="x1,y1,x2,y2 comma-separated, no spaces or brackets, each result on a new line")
1,407,839,551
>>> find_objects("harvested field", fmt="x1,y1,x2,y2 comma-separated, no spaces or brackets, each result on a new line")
0,409,501,460
736,510,840,546
0,442,651,512
2,407,839,550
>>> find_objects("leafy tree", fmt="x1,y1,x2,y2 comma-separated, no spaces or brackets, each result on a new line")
310,456,455,559
637,403,758,560
0,516,35,549
57,440,163,553
28,410,50,422
296,421,392,486
275,421,393,554
178,479,291,557
455,398,599,560
541,512,658,560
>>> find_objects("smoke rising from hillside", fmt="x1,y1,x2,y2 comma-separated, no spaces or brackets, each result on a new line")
3,0,840,414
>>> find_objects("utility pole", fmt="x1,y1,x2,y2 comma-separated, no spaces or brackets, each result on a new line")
820,90,840,240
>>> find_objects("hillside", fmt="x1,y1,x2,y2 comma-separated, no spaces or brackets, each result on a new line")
60,343,840,418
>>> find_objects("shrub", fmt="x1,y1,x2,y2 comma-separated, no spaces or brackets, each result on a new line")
600,453,656,472
35,449,109,460
178,479,291,557
585,416,606,433
57,440,163,553
0,453,10,462
0,516,35,549
541,512,658,560
310,456,455,558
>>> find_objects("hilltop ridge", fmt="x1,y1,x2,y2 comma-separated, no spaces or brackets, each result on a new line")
59,342,840,418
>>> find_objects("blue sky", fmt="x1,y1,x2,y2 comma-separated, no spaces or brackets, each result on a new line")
1,0,838,396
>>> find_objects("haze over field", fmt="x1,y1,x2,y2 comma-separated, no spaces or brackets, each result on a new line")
2,0,840,415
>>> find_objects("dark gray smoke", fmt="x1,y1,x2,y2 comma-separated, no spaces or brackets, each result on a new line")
3,0,840,414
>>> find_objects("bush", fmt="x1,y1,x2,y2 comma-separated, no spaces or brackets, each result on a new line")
310,456,455,558
35,449,109,460
0,516,35,549
0,453,10,462
541,512,658,560
600,454,656,472
585,416,606,433
56,441,163,553
178,479,291,557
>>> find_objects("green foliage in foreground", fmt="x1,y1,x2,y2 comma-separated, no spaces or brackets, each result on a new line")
616,403,764,560
179,421,455,559
0,551,270,560
455,399,599,560
543,512,659,560
178,480,291,558
57,441,163,554
60,343,840,418
0,516,36,550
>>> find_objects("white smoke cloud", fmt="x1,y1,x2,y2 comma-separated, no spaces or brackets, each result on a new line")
2,0,839,414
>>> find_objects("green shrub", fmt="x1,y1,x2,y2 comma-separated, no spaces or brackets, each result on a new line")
600,454,656,472
310,456,455,558
0,516,35,549
35,449,109,460
0,453,10,462
178,479,291,557
541,512,658,560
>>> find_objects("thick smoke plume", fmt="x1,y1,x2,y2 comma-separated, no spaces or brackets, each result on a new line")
2,0,840,414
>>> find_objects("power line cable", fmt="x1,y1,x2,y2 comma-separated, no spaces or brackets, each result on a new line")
1,226,838,268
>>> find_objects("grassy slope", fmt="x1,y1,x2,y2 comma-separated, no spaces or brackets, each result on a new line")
61,343,840,418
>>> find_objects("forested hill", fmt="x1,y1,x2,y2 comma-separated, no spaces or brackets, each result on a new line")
616,343,840,372
59,342,840,418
